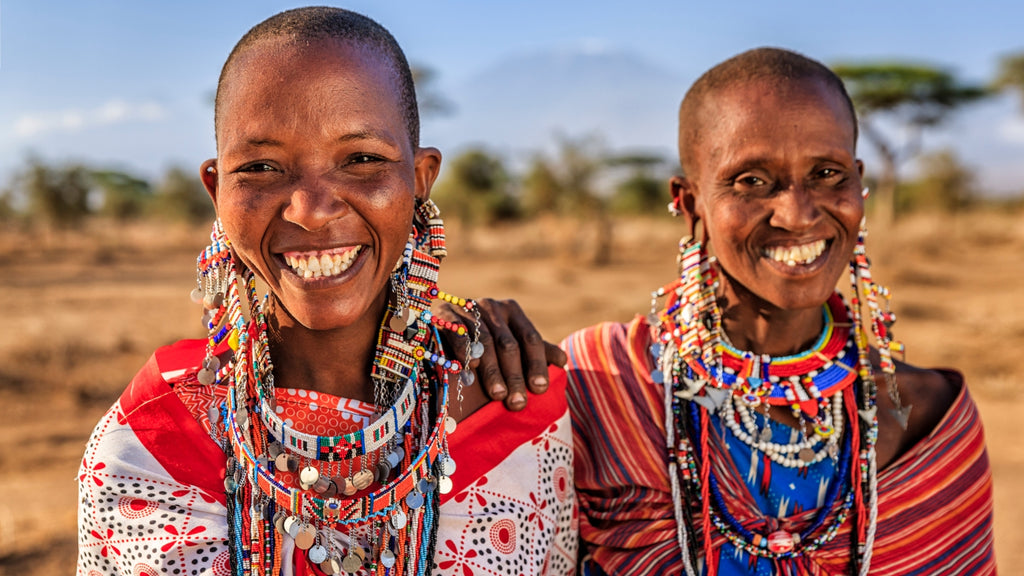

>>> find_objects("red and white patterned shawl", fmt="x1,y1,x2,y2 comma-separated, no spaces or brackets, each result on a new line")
565,318,996,575
77,339,577,576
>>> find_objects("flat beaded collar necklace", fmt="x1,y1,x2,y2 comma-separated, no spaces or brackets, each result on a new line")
195,202,480,576
650,235,885,576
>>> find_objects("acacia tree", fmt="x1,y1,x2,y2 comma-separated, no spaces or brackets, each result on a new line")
832,63,988,226
994,52,1024,110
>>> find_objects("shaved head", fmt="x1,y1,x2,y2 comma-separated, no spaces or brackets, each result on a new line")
215,6,419,147
677,47,857,178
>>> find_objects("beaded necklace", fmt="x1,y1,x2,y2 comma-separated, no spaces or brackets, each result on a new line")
195,202,479,575
651,236,883,576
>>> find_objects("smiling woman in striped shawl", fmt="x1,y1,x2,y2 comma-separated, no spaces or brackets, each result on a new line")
559,48,996,575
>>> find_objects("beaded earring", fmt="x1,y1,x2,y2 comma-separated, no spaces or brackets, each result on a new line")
849,210,910,429
191,219,239,387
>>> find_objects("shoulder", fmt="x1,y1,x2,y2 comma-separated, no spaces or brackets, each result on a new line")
875,359,961,469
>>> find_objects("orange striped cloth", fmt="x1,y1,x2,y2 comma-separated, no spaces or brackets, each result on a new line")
565,318,996,575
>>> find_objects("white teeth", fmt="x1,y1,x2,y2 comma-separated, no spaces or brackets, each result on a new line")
763,240,826,267
286,246,363,279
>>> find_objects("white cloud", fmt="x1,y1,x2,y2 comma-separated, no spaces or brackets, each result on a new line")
13,99,167,138
997,115,1024,145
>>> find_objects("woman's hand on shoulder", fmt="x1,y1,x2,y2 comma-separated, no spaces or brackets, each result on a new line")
435,298,566,413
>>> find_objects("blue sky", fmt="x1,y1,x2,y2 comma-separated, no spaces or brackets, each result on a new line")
2,1,1023,195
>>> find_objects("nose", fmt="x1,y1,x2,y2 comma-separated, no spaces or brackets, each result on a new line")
768,183,820,232
281,176,348,231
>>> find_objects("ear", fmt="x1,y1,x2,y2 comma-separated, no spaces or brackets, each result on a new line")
200,159,219,206
670,174,702,237
856,159,864,178
413,146,442,201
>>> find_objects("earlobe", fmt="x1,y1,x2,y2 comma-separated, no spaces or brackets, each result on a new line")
200,159,219,205
671,175,701,236
413,147,442,201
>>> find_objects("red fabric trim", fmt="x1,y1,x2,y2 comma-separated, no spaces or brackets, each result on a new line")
441,366,568,505
119,341,228,506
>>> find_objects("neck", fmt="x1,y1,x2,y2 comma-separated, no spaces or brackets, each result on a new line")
717,275,826,357
264,294,387,403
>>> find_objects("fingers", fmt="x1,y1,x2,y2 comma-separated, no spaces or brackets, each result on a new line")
503,300,555,395
478,298,530,411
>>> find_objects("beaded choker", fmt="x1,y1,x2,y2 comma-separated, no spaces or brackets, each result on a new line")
194,201,480,575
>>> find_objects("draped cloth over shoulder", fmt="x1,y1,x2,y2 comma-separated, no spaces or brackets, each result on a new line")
565,318,996,575
78,339,577,576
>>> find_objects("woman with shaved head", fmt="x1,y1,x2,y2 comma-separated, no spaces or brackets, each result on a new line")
76,7,575,575
560,47,996,575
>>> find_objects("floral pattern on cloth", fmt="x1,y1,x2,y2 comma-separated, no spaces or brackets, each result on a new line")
77,403,231,576
78,339,577,575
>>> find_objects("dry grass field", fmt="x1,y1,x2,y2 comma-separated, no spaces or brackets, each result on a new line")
1,211,1022,575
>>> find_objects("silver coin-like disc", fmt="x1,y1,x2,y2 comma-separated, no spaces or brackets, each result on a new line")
470,341,485,359
444,416,457,434
380,548,397,568
406,490,424,509
440,456,457,476
798,447,815,463
438,476,453,494
391,509,408,529
299,466,320,486
308,544,329,564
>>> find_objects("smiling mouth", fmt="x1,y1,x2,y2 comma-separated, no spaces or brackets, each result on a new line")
283,246,363,279
761,239,827,267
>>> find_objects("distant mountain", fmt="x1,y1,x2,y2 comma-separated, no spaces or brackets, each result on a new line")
425,48,689,159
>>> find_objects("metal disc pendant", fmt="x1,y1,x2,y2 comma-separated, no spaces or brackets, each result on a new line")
460,370,476,387
438,476,453,494
308,544,328,564
444,416,457,434
391,509,408,529
380,548,397,568
294,524,316,550
440,456,457,476
406,490,425,509
275,453,298,473
274,511,288,535
320,557,341,575
352,469,374,490
299,466,320,486
312,476,332,495
342,552,363,573
759,427,773,443
798,447,815,463
403,307,417,326
284,515,300,538
470,341,485,359
190,288,203,303
197,367,216,385
389,313,406,332
340,477,357,496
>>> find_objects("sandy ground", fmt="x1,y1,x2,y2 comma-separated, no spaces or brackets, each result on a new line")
0,211,1021,574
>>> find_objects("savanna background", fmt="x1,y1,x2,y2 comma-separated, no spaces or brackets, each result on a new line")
2,2,1024,574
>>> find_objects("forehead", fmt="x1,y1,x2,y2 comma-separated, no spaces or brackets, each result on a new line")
217,37,403,135
696,78,856,167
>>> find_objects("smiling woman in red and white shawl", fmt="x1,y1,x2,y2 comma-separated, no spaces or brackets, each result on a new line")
76,7,575,576
564,48,994,575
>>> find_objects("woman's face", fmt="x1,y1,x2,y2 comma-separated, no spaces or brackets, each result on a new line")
675,78,864,312
202,38,440,332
